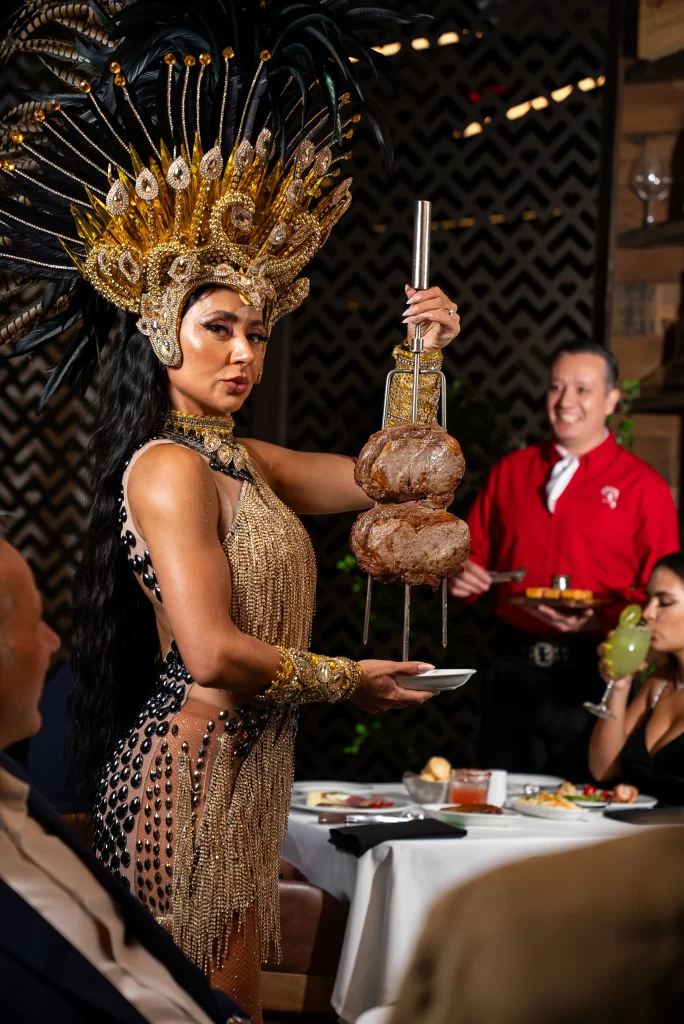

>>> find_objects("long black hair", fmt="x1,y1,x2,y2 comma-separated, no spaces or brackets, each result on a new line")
68,287,218,803
68,316,169,804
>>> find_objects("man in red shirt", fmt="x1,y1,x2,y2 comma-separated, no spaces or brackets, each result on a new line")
450,341,679,779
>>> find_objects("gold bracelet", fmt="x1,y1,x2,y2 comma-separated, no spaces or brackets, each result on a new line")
257,648,362,705
386,344,443,426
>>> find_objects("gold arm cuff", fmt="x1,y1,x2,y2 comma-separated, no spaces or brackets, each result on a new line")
257,648,362,705
386,344,443,426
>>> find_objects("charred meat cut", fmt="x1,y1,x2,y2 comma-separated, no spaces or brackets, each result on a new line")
350,501,470,589
355,422,465,506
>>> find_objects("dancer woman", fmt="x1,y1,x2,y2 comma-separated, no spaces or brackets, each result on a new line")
0,2,460,1016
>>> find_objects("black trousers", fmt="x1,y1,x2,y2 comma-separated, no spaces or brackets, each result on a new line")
478,625,606,781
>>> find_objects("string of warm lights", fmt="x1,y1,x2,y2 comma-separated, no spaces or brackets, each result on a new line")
370,207,564,237
349,28,466,61
356,29,606,138
454,75,606,138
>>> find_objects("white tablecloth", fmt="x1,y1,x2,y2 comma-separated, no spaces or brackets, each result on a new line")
283,783,640,1023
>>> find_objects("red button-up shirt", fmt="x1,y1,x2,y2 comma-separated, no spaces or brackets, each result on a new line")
466,433,680,634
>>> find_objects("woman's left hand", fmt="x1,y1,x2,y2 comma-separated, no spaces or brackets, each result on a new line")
402,284,460,353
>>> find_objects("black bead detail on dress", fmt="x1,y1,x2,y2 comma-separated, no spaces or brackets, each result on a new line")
93,629,272,910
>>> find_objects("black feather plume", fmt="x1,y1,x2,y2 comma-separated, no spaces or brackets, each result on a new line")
0,0,418,409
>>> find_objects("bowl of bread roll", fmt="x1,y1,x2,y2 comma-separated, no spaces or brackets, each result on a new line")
403,757,451,804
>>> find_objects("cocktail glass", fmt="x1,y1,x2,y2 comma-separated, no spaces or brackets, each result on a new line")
584,605,650,720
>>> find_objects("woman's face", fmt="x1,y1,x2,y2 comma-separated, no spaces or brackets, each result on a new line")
643,567,684,653
166,286,266,416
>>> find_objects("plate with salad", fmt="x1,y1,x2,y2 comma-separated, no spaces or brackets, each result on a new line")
557,782,657,810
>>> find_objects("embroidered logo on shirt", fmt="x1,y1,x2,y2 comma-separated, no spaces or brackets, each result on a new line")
601,486,620,510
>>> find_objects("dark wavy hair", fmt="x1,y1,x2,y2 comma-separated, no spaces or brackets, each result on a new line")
68,285,229,803
652,552,684,583
67,316,169,803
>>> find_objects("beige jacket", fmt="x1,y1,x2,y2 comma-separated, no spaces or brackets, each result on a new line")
389,826,684,1024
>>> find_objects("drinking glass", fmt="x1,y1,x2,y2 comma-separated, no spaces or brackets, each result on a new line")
583,680,616,720
630,153,672,227
584,605,650,720
449,769,491,805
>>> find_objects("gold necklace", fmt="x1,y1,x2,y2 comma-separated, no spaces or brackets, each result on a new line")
163,409,250,477
165,409,235,440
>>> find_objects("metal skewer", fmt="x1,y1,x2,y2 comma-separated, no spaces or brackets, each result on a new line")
405,200,430,660
363,199,448,659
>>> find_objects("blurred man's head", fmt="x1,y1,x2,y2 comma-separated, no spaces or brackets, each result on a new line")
0,540,60,750
546,341,620,456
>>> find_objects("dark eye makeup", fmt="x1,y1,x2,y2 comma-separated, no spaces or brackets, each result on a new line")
202,319,265,342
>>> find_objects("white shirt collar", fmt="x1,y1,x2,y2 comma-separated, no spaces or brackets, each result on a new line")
0,765,30,839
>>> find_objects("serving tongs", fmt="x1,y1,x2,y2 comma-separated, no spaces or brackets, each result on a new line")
489,568,527,585
362,200,448,660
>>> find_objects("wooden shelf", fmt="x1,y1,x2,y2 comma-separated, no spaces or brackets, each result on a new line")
626,49,684,84
615,246,684,283
631,391,684,414
618,220,684,249
621,81,684,134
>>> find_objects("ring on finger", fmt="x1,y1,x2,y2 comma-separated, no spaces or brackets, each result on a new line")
448,308,455,318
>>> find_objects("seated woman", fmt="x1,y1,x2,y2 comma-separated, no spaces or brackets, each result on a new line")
589,552,684,805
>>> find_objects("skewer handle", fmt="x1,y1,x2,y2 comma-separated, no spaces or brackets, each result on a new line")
410,200,431,358
411,200,432,297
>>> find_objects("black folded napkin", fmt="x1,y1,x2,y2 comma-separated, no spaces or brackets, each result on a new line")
605,805,682,825
328,818,467,857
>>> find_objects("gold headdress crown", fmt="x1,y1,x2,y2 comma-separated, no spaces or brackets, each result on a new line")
0,1,404,400
73,61,355,367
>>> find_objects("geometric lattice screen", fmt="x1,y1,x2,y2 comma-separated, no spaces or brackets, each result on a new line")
0,0,614,782
287,0,614,779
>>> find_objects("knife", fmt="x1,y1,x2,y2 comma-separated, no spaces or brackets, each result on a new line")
318,813,423,825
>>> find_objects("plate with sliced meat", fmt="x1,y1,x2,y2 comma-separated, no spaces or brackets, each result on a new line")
290,790,411,815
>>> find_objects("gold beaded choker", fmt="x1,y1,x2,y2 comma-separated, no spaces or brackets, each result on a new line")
163,409,250,477
166,409,235,440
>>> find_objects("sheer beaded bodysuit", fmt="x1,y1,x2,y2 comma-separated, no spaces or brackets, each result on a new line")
93,433,317,1023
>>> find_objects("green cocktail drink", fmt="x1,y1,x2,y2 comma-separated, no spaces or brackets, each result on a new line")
603,605,651,679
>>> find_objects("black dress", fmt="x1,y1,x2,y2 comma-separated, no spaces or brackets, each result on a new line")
620,708,684,805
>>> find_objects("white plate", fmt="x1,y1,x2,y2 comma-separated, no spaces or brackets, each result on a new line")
426,803,521,828
395,668,476,692
511,797,585,821
566,796,614,809
291,780,369,795
290,793,413,815
603,794,658,812
507,773,564,792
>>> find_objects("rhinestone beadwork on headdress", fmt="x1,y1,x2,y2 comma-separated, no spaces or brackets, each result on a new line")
73,123,351,366
0,0,396,398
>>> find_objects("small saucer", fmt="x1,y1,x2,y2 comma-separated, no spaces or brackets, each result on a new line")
395,668,476,692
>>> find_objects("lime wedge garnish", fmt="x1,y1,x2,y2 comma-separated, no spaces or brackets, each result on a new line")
619,604,642,627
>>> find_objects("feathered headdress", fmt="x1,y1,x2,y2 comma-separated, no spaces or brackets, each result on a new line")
0,0,412,407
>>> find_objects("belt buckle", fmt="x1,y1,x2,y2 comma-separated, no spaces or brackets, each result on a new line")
530,641,557,668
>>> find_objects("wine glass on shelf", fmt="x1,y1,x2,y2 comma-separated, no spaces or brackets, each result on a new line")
630,150,672,228
583,605,651,720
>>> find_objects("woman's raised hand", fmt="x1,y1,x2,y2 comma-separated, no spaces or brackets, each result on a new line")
353,660,435,713
402,284,460,353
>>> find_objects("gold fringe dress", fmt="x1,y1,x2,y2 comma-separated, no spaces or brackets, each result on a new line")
93,433,317,1023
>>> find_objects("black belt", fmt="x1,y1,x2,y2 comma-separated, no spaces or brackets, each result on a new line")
497,625,600,670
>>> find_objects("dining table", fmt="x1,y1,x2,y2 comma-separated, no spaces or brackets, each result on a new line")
283,779,649,1024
